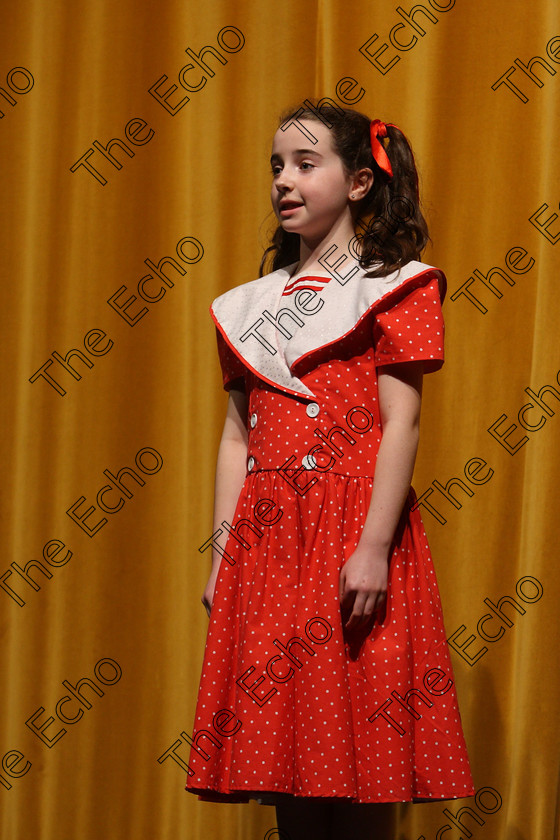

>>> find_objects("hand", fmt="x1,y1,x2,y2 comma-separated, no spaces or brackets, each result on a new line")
339,544,389,631
201,565,220,618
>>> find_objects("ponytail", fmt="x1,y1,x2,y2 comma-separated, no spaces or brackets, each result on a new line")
355,122,429,276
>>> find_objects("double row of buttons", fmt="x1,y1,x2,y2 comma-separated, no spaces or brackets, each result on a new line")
247,402,321,472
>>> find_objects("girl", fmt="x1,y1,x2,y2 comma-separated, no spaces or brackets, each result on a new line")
186,101,475,839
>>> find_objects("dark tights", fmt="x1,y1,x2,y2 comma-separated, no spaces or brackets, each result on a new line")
275,796,396,840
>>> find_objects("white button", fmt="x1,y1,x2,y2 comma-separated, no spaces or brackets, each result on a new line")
247,456,255,471
306,402,320,417
301,454,317,470
250,413,257,428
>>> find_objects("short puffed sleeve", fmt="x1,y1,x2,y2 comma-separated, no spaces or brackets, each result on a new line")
215,328,246,391
373,276,445,373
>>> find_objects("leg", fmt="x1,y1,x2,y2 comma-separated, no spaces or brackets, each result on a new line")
329,800,397,840
275,795,333,840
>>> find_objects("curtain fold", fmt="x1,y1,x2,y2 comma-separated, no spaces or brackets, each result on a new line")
1,1,558,838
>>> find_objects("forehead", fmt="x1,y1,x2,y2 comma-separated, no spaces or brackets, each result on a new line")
271,118,335,155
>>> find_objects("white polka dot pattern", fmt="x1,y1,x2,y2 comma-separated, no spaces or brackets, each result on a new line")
185,275,474,805
373,279,445,371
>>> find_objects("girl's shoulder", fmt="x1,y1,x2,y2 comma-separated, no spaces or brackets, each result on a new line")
369,259,447,306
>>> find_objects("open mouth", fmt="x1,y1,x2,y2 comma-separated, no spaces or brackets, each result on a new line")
279,201,304,215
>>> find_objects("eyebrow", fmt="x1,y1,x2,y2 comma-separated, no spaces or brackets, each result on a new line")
270,149,324,163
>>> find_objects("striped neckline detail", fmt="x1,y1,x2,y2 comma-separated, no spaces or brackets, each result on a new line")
282,275,332,296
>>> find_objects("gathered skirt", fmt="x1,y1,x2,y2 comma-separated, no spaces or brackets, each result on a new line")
185,468,475,804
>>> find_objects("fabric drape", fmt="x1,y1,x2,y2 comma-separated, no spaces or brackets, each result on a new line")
1,1,558,838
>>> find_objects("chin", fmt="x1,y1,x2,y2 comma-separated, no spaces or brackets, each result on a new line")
280,221,303,234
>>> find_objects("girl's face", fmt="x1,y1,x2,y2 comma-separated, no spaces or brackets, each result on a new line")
270,118,354,245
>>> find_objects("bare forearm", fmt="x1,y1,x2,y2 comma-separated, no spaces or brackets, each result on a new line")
358,419,419,553
212,438,249,567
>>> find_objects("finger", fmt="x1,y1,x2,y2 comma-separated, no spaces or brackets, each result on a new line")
340,592,359,628
374,589,387,610
344,592,368,630
365,592,383,620
338,568,346,603
340,588,354,612
339,576,356,612
340,596,352,625
340,587,354,624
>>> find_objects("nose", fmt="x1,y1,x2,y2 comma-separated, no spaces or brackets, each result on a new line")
275,168,293,193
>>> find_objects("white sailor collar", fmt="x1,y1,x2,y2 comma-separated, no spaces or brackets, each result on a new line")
210,258,446,400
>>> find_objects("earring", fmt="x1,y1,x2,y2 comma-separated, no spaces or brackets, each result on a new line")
350,193,355,199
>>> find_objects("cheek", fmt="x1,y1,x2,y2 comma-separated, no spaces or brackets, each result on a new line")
307,173,348,207
307,185,347,214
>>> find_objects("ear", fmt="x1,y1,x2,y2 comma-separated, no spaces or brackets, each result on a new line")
348,167,374,201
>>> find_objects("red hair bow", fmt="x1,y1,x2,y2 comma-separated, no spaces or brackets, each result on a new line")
370,119,397,178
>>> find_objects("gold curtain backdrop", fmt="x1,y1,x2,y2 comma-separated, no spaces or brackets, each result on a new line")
1,1,559,838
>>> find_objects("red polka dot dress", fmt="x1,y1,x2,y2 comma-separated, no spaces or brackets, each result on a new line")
185,260,475,805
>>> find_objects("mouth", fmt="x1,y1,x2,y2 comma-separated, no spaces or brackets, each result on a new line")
279,200,304,216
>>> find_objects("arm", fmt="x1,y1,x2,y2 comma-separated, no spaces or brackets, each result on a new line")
339,360,424,630
201,387,249,616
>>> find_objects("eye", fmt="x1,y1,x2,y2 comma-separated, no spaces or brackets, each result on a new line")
270,165,282,176
300,162,314,171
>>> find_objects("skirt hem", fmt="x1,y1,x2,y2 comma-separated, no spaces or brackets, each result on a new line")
185,783,477,806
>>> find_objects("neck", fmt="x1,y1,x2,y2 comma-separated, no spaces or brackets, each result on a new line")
295,217,358,276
